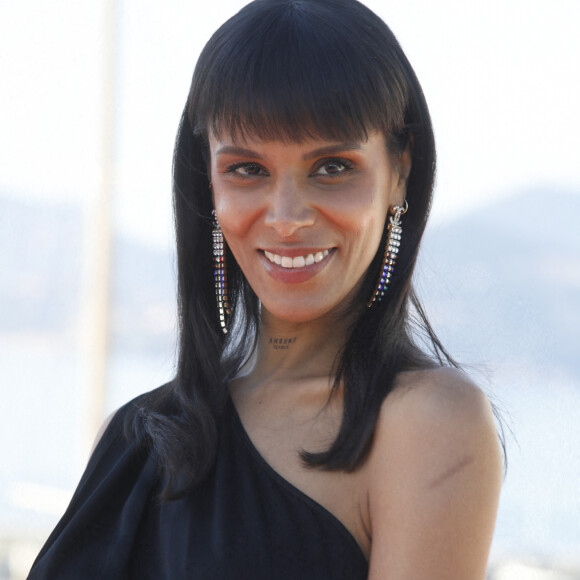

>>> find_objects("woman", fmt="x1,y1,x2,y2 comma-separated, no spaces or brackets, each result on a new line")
30,0,503,578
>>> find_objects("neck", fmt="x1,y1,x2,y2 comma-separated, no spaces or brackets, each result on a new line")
243,306,359,387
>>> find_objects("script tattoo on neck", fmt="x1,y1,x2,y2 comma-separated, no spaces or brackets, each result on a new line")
268,337,297,351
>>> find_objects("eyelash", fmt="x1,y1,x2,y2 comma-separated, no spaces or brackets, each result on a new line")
313,158,354,177
224,158,354,179
225,162,267,178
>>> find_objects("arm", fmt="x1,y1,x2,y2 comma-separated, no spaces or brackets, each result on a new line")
367,369,503,579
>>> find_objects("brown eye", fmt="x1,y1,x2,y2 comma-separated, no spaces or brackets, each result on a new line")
227,162,268,177
313,158,353,177
240,164,262,175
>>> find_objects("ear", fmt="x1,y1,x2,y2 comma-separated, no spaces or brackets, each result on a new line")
388,141,412,209
395,141,412,192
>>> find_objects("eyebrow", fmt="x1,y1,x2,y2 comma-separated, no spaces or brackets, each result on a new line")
215,145,263,159
214,142,363,160
302,143,363,160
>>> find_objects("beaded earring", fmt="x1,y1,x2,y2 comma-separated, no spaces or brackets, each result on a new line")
212,209,230,334
367,201,408,307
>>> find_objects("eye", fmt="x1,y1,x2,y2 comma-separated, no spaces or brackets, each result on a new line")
226,162,268,177
312,158,354,177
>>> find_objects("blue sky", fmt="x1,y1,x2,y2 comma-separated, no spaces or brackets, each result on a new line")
1,0,579,246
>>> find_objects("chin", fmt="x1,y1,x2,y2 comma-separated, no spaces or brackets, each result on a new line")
260,293,357,325
263,305,325,325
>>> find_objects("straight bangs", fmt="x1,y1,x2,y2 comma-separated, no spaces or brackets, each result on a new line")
188,0,410,144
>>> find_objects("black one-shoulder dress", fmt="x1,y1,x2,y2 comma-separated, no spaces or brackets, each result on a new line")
29,389,368,579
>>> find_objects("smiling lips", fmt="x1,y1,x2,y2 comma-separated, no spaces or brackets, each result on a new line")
263,249,331,269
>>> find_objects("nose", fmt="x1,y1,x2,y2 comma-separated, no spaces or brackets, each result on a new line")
264,176,315,238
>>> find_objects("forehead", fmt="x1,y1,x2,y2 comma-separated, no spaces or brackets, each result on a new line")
207,122,373,147
208,130,390,164
208,123,386,146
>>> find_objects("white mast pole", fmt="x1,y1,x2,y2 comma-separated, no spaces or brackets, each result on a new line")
83,0,118,452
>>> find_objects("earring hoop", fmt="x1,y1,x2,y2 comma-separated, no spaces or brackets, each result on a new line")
366,201,408,307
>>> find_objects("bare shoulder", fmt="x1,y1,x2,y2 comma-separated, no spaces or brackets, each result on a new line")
365,367,503,579
369,366,502,488
377,366,497,443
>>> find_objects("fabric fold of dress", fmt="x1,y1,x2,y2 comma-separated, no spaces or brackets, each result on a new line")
29,387,368,579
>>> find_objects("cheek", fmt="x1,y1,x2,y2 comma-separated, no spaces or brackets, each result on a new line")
320,186,389,240
214,191,262,239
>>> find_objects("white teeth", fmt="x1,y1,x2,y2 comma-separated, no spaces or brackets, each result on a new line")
264,249,330,268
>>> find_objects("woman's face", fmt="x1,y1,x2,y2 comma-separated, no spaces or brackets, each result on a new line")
209,130,409,324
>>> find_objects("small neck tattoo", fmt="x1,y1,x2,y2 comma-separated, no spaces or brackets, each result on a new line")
268,336,297,350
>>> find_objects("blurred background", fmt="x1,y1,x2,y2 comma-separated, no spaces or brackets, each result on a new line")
1,1,579,578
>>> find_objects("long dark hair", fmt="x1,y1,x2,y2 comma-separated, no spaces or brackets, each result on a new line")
129,0,454,499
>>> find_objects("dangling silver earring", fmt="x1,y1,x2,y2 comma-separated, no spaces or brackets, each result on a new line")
212,209,230,334
367,200,408,307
